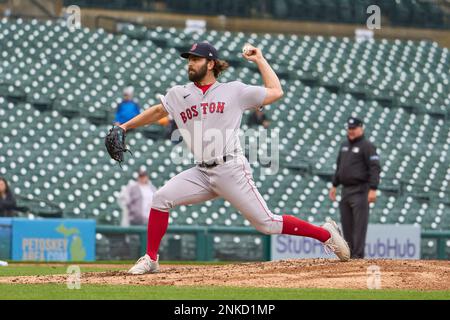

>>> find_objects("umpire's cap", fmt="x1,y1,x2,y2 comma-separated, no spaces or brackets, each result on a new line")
181,42,219,60
346,117,363,129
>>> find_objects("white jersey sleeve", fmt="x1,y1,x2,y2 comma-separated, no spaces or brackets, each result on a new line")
160,87,177,116
234,81,267,111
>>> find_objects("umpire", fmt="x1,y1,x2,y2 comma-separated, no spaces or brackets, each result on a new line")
329,117,381,259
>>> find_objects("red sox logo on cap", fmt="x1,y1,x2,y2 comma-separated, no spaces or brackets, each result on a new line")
181,42,218,59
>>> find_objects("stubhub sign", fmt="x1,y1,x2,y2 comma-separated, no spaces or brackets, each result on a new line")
271,224,421,260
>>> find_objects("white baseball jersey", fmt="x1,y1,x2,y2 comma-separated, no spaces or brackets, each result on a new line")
153,80,284,235
160,81,266,162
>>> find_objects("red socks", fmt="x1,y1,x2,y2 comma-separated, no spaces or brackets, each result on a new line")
282,215,331,243
145,211,330,260
146,208,169,260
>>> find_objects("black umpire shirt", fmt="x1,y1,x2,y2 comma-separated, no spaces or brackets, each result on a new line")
332,135,381,192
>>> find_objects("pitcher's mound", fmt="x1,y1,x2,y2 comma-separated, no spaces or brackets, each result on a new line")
2,259,449,291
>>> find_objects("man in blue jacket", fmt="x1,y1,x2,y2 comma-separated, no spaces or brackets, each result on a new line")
114,87,141,125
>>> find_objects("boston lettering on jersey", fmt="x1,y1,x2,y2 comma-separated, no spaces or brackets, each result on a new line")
180,101,225,123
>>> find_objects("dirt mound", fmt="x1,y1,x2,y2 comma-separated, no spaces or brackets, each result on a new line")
2,259,449,291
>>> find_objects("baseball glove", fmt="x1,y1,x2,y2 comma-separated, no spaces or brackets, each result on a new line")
104,126,131,166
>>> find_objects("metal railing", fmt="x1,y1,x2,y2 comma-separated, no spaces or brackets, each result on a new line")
421,230,450,260
96,225,271,261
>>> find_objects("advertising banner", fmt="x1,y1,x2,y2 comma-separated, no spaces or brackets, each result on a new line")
271,224,421,260
11,218,96,261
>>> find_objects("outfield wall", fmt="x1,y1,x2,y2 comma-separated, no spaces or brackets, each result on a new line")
1,220,449,261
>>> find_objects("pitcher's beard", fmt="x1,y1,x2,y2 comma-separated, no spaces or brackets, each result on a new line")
188,62,208,82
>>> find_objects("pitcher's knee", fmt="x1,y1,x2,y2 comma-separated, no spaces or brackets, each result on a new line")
151,190,174,212
253,220,282,235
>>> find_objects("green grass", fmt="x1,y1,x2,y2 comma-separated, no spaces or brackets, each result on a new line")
1,264,449,300
0,284,449,300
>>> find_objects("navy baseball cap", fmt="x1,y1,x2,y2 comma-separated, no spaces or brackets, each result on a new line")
346,117,363,129
181,42,219,60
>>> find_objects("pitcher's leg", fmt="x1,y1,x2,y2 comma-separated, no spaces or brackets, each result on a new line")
212,156,329,241
152,166,217,211
211,156,282,234
147,167,217,260
147,208,169,261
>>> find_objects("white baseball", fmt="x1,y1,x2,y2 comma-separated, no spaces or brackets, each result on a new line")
242,44,252,55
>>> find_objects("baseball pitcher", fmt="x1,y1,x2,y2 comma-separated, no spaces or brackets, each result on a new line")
113,42,350,274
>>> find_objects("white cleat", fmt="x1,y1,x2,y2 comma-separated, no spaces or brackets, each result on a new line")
322,218,351,262
127,254,160,275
